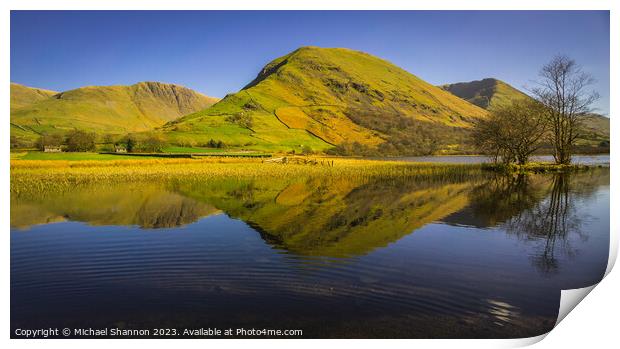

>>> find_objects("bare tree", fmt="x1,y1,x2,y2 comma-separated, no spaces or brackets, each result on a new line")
531,55,599,164
471,99,548,165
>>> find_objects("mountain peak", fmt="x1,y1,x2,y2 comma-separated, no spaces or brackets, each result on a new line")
243,46,380,90
10,82,58,111
170,46,488,155
440,78,530,109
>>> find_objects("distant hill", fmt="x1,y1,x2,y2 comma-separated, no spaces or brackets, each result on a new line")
10,82,219,144
441,78,610,150
439,78,530,110
576,113,610,149
10,83,58,111
581,114,610,138
163,46,488,154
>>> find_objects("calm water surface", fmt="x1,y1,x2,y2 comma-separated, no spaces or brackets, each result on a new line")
11,168,610,338
380,154,610,165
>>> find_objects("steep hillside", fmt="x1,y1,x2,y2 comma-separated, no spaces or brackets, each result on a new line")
11,82,219,143
10,83,58,111
164,47,488,154
439,78,530,110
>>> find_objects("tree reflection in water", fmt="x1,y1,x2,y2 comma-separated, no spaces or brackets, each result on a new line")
466,169,609,274
466,174,547,228
503,174,584,274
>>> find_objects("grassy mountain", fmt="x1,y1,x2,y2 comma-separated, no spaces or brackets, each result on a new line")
576,113,610,149
439,78,530,110
10,83,58,111
163,47,488,154
581,114,610,137
11,82,218,144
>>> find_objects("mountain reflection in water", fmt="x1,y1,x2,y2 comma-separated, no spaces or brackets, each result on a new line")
10,168,609,338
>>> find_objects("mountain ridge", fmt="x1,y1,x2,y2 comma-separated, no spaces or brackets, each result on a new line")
10,81,219,144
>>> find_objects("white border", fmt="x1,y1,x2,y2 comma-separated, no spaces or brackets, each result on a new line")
3,1,616,348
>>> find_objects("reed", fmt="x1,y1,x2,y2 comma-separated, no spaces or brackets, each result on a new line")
11,157,482,196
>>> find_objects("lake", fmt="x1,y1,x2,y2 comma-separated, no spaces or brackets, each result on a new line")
376,154,610,165
11,167,610,338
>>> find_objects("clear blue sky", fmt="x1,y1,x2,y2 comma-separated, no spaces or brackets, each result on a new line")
11,11,610,115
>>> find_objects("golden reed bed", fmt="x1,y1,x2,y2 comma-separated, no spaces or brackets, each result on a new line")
10,157,480,195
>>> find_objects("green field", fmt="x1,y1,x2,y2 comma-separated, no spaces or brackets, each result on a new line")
10,151,162,161
162,146,227,153
11,150,273,161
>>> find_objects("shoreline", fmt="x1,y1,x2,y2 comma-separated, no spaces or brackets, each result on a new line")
481,162,607,174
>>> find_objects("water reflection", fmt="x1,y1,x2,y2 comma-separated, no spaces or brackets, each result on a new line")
173,174,483,257
461,174,548,227
12,169,609,261
503,174,585,274
10,167,609,338
438,170,607,275
11,186,220,229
